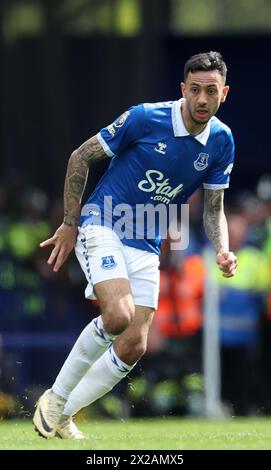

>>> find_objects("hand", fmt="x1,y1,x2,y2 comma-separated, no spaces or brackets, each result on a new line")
216,251,238,278
40,223,78,272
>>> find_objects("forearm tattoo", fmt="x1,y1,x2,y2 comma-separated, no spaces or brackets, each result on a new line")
63,136,107,227
203,189,229,254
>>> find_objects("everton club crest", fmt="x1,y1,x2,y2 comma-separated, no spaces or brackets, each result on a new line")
101,255,117,270
194,152,209,171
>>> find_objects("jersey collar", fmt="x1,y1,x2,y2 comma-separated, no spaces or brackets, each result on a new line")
172,98,211,145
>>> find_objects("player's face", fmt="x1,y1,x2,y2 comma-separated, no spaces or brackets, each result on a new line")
181,70,229,131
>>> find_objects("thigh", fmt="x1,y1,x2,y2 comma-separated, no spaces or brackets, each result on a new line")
76,225,130,299
124,246,160,309
94,278,134,312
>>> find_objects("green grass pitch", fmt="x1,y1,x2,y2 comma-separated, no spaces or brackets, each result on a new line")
1,417,271,450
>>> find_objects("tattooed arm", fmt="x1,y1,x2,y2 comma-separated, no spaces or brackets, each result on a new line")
203,189,237,277
63,136,107,227
40,135,108,272
203,189,229,253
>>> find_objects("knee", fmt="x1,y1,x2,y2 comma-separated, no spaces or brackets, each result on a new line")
102,300,135,335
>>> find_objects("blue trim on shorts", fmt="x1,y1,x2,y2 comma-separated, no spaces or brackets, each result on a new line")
80,235,92,282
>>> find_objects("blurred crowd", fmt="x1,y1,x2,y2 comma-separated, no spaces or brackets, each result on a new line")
0,169,95,417
1,169,271,419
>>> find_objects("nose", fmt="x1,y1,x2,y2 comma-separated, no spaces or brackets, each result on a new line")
197,91,208,105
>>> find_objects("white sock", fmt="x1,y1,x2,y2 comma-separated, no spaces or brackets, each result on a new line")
52,316,115,399
63,345,135,416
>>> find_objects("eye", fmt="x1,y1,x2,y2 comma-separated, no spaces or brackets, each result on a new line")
190,87,199,94
208,88,217,95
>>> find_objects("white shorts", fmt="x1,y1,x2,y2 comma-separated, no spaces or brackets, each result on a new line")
75,225,160,309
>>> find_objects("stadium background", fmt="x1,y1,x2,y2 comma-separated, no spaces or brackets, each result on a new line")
1,0,271,424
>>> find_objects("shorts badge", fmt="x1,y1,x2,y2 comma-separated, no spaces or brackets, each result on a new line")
101,255,117,270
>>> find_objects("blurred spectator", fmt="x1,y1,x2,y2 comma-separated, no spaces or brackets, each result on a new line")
0,175,96,413
215,211,269,415
256,175,271,413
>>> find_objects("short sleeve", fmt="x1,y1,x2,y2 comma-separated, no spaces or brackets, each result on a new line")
96,105,146,157
203,130,235,190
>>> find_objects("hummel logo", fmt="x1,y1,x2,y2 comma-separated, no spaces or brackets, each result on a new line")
154,142,167,155
223,162,234,175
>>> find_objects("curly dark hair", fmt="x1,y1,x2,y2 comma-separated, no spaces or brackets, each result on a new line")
184,51,227,82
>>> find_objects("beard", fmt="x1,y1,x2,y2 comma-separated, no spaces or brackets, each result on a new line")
191,114,210,125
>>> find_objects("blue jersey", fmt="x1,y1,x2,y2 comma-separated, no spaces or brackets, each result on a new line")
80,99,235,254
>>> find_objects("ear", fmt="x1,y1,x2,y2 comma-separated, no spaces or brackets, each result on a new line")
221,85,230,103
180,82,186,98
